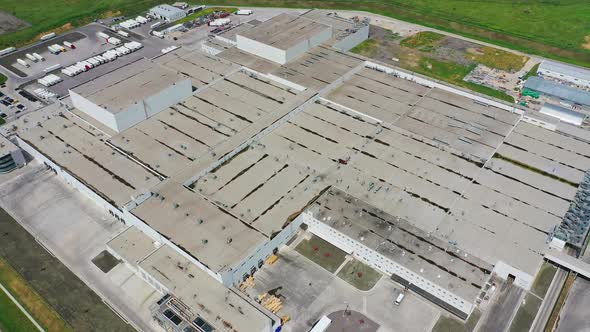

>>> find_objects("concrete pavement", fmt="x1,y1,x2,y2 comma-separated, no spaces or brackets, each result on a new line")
0,163,162,332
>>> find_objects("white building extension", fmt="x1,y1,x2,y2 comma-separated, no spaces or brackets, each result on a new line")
538,60,590,89
236,13,332,64
302,188,494,319
70,59,192,132
149,4,186,22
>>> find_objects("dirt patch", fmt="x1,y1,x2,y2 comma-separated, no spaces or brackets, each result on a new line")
101,11,122,19
33,23,73,41
582,36,590,50
0,11,30,35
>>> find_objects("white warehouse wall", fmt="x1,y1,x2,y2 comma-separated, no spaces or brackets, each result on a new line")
70,79,192,133
225,215,304,286
302,212,474,316
143,79,192,118
70,90,120,132
284,27,331,63
334,24,369,51
236,35,287,64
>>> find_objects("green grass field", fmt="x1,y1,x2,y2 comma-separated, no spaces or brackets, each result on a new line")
295,235,347,273
336,259,381,291
508,293,542,332
0,258,73,332
400,31,445,52
414,56,514,103
0,285,39,332
199,0,590,67
530,262,558,298
351,38,515,103
176,7,237,24
0,73,7,85
0,0,164,48
2,1,589,66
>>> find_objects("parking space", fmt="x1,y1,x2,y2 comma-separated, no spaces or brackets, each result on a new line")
20,27,173,99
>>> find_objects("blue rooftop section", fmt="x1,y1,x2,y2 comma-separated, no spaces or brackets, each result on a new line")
525,76,590,106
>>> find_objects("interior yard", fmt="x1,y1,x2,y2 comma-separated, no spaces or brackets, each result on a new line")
336,259,382,291
295,234,347,273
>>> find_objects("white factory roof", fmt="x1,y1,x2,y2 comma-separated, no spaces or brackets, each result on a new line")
150,4,185,18
238,13,331,50
540,103,586,126
71,58,187,114
539,60,590,82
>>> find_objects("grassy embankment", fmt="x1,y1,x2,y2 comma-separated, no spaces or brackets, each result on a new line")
0,258,72,332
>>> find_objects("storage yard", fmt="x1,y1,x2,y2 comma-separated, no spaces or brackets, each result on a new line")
0,5,589,332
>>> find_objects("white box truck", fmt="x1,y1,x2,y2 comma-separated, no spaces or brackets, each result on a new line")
108,37,122,46
236,9,253,15
32,53,45,61
25,53,38,62
17,58,29,67
117,30,129,38
63,41,76,49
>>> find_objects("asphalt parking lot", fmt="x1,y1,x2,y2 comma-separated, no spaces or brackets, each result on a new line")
20,23,173,98
0,31,87,78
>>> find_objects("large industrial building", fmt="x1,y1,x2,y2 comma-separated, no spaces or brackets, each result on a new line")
149,4,186,22
70,59,193,132
538,60,590,89
4,9,590,332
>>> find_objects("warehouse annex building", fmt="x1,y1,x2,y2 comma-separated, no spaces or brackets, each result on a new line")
4,10,590,331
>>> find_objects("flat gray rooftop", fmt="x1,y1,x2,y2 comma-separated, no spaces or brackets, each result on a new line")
154,49,237,89
308,187,492,304
131,179,266,273
72,58,186,114
108,70,306,177
115,236,273,332
238,13,331,51
7,103,161,208
270,45,363,90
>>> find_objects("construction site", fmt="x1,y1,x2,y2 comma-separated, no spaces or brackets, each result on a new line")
1,6,590,332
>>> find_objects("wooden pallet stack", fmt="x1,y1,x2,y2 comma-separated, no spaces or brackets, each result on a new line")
258,293,283,314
